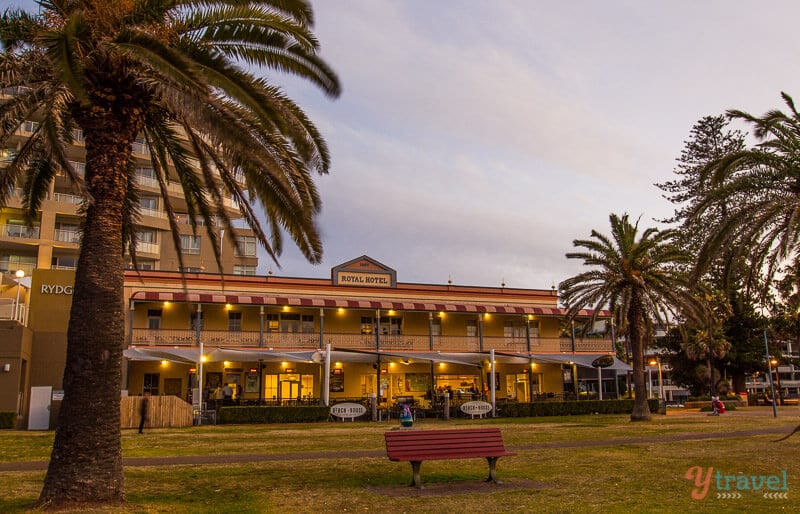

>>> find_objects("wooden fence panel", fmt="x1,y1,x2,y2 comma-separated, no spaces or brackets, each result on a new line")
121,395,193,429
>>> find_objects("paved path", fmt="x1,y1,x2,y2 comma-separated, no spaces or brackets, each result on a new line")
1,425,794,473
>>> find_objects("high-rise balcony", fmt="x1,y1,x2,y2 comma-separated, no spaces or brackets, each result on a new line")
1,224,40,239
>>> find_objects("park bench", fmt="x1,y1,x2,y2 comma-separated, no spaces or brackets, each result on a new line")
384,427,516,488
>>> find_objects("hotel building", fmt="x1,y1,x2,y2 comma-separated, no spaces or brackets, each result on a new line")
1,256,626,428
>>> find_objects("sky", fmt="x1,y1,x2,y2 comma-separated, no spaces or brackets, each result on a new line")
9,1,800,291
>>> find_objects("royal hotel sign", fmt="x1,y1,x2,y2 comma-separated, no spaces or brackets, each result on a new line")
331,255,397,288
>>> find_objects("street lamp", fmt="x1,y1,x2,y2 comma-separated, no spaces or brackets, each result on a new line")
649,356,664,407
770,358,783,406
14,269,24,321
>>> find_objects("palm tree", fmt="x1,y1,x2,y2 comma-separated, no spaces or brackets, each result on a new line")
0,1,339,507
692,92,800,291
560,213,693,421
682,327,731,396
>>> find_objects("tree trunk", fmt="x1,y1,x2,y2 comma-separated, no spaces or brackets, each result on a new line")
39,104,137,506
628,293,651,421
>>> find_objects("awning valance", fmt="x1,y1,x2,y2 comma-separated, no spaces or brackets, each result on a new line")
129,291,606,317
125,346,627,371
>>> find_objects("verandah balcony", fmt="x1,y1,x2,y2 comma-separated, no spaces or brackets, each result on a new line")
129,328,614,354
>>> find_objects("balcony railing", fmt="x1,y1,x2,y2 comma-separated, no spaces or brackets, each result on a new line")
139,207,167,219
135,171,159,188
132,140,150,155
54,229,81,243
136,241,160,254
53,192,83,205
129,328,614,354
0,262,35,276
1,224,40,239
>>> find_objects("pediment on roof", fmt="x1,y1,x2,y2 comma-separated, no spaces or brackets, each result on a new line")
331,255,396,288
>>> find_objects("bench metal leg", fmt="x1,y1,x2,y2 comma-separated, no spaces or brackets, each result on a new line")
486,457,503,484
409,461,423,488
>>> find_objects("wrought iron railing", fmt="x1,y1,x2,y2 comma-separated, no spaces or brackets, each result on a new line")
130,328,613,353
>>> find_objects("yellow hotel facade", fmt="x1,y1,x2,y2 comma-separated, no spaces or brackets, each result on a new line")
1,256,626,428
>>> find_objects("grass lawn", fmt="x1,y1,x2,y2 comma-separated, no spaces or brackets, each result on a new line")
1,407,798,513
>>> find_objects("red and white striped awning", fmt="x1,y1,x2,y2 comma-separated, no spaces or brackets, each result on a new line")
130,291,606,317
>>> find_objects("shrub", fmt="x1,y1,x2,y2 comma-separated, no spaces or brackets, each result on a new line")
500,399,660,417
0,411,16,429
218,405,330,424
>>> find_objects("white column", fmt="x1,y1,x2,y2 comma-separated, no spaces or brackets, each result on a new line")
490,348,496,417
323,343,331,406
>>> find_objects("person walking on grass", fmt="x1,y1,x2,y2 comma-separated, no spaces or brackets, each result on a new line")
138,394,150,434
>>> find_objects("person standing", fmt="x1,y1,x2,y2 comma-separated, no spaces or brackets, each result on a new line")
138,394,149,434
212,384,224,411
222,383,233,405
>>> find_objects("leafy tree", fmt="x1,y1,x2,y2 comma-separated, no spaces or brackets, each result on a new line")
560,213,695,421
657,115,745,250
0,0,339,507
657,115,766,396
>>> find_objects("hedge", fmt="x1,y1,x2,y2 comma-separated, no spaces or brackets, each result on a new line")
0,411,16,429
500,399,661,417
218,405,330,424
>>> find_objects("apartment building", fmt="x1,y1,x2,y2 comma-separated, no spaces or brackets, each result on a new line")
0,88,258,276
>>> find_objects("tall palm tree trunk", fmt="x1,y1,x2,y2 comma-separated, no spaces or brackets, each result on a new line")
39,105,137,505
629,294,651,421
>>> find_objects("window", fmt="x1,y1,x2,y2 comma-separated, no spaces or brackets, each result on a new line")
228,311,242,332
388,317,401,335
235,236,257,257
233,265,257,275
139,167,154,176
467,320,478,337
504,321,526,339
0,148,17,162
180,235,201,254
361,316,374,335
147,309,162,330
266,313,279,332
138,229,157,243
0,254,36,274
301,315,314,333
280,313,300,333
264,374,278,401
530,320,540,338
140,197,158,215
51,256,77,269
143,373,159,396
22,120,39,133
54,222,80,243
360,316,400,335
267,313,314,333
431,318,441,336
